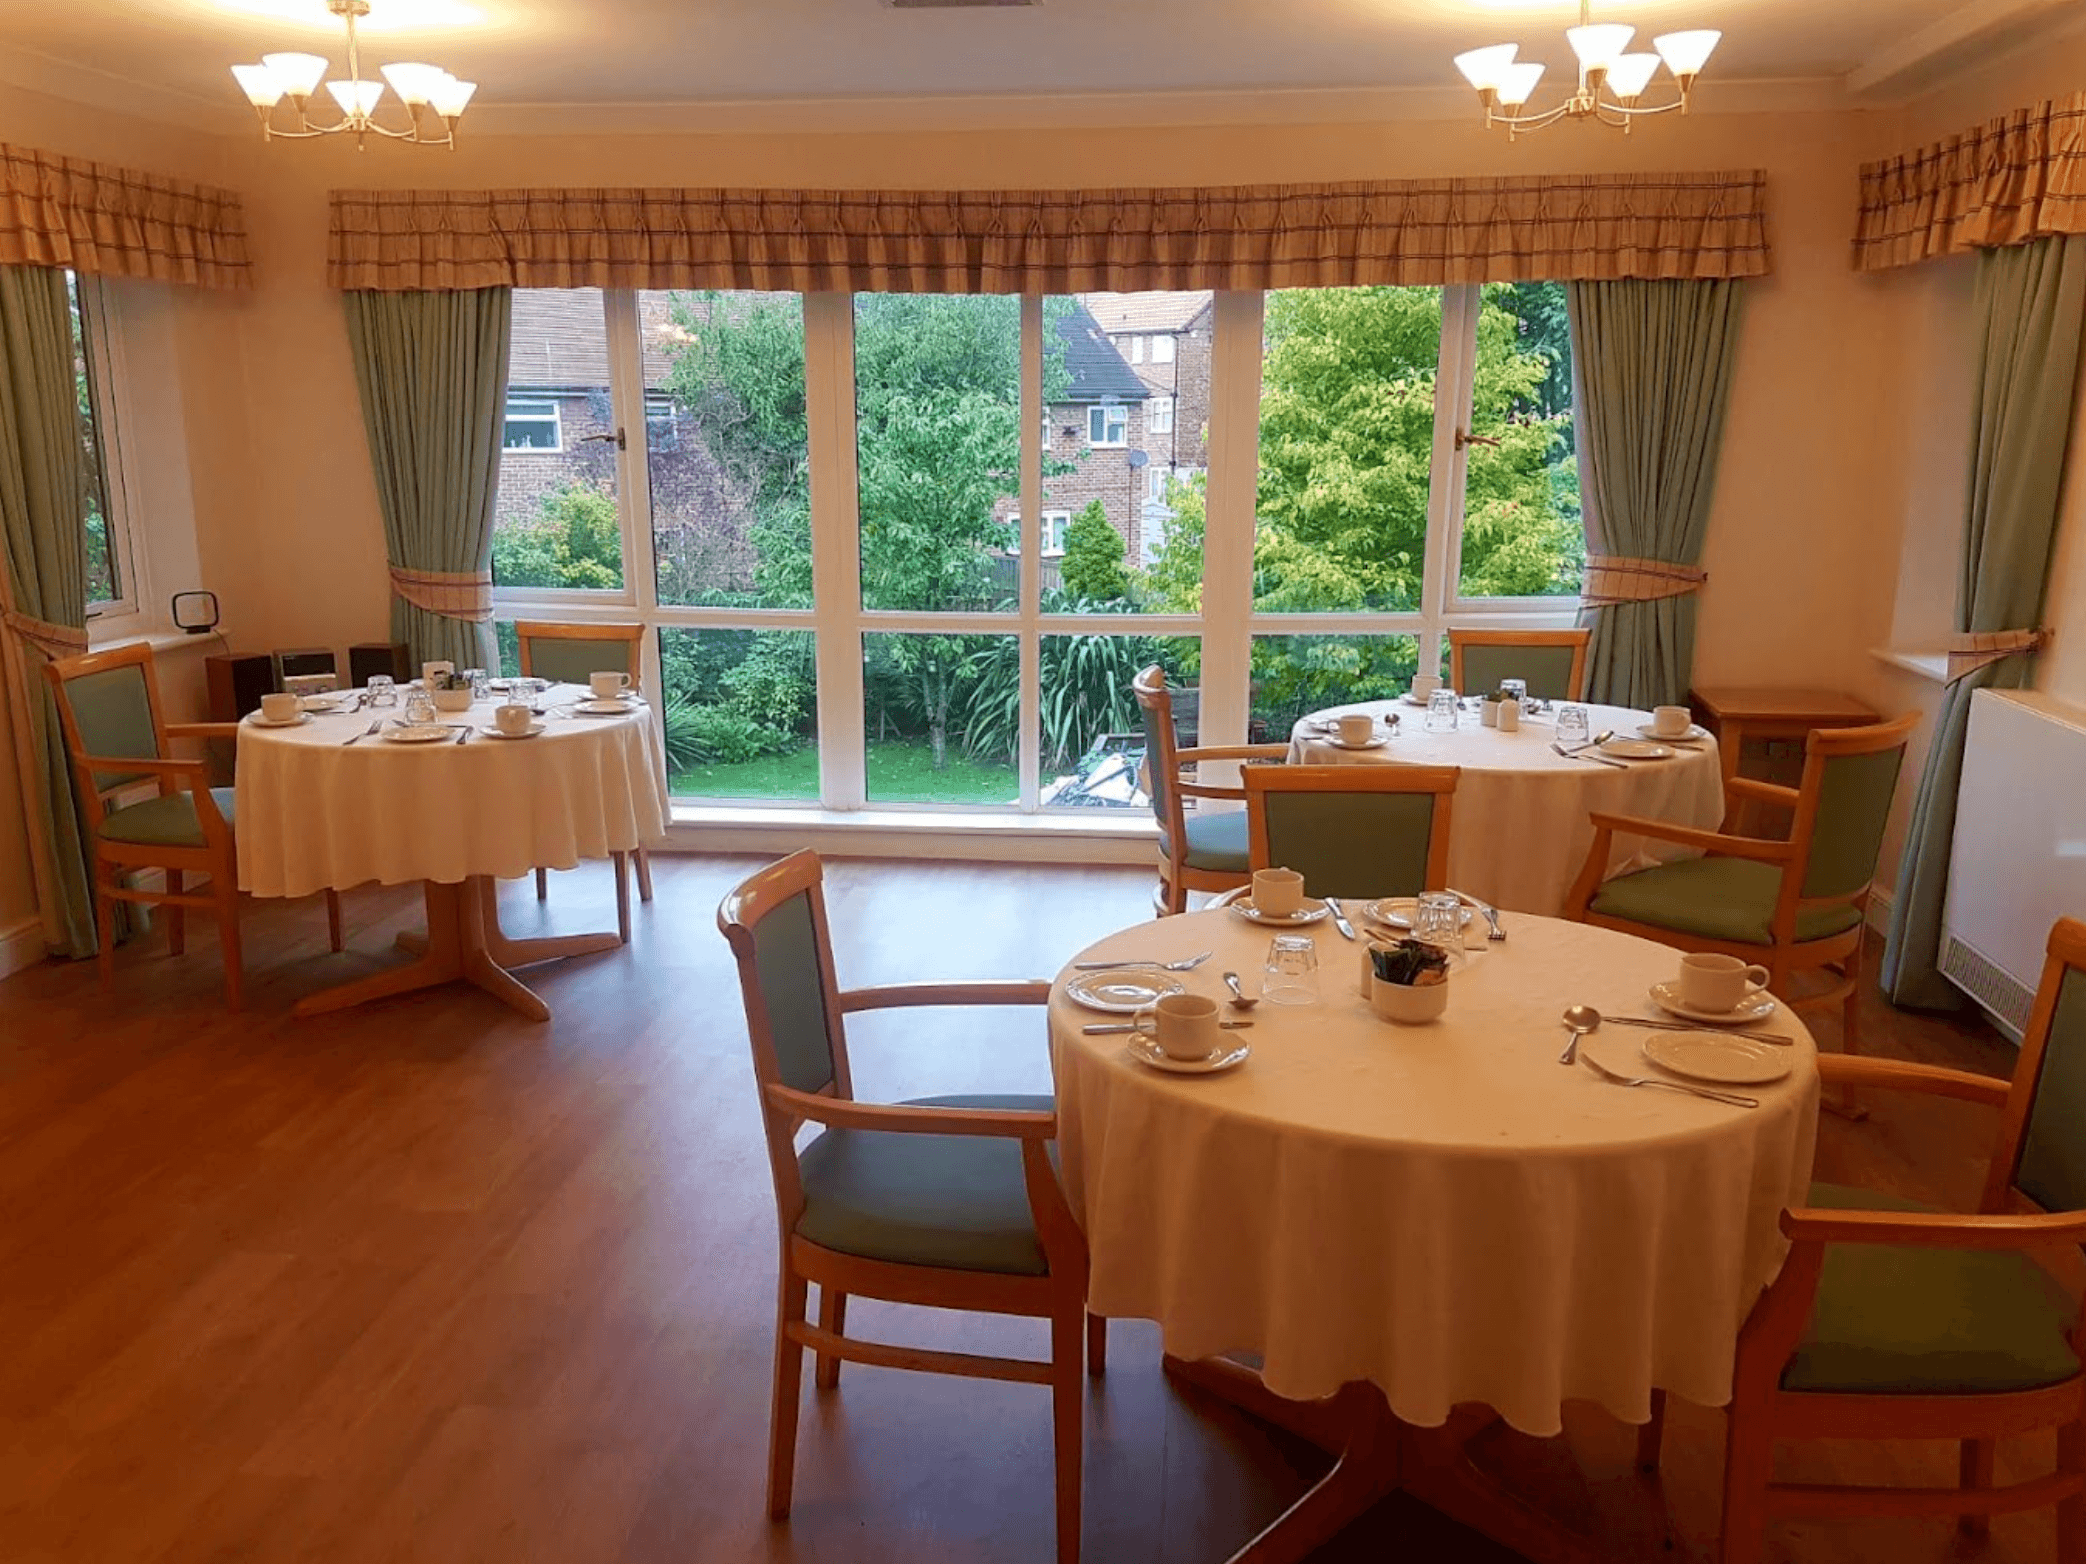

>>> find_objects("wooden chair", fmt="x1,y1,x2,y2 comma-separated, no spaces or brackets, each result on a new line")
1239,763,1459,901
1132,665,1287,915
1446,628,1589,701
43,642,342,1010
514,620,654,942
1562,714,1918,1058
1650,916,2086,1562
717,850,1097,1563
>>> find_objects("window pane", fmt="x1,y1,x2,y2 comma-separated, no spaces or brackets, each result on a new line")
1255,287,1441,614
1250,634,1421,742
493,289,624,591
855,296,1019,614
659,628,819,801
863,632,1019,805
642,291,811,609
1033,633,1198,812
1459,282,1584,599
66,273,118,606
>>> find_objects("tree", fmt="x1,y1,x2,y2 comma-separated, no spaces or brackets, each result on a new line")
491,479,623,590
1059,499,1127,602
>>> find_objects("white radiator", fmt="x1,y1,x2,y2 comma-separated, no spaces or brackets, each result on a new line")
1940,689,2086,1040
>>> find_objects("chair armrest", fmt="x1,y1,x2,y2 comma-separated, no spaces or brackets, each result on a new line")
1724,775,1800,809
764,1082,1055,1140
1176,744,1290,765
1177,780,1248,803
167,723,241,742
1585,811,1796,863
1815,1054,2012,1107
837,980,1051,1013
1782,1203,2086,1250
81,755,210,779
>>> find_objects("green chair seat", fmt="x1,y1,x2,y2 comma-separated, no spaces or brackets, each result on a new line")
1159,810,1250,874
795,1093,1054,1276
1782,1182,2080,1396
1588,856,1863,947
98,788,234,848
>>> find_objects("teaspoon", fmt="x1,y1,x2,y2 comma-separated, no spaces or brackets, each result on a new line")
1560,1003,1600,1065
1222,971,1260,1011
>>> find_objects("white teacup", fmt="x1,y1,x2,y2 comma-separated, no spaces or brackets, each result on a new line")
495,702,534,735
1678,952,1771,1013
1135,992,1223,1061
1252,866,1306,917
590,671,633,701
1651,705,1693,738
1411,674,1442,700
1336,712,1375,746
258,692,300,724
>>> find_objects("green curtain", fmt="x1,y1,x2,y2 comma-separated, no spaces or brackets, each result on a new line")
1882,234,2086,1009
1566,279,1745,709
343,288,512,670
0,264,95,957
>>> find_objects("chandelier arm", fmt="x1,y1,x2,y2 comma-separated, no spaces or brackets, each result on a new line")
1490,99,1579,133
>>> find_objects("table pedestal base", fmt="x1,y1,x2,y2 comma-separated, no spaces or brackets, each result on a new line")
1165,1355,1599,1564
294,876,619,1021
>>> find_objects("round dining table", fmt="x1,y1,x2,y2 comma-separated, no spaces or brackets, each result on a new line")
1287,698,1725,917
236,683,669,1020
1051,906,1819,1564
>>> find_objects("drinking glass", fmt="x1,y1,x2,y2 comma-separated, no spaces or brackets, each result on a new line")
1425,689,1460,734
1555,703,1591,749
1413,891,1467,966
1499,678,1527,708
366,674,396,707
405,690,436,726
463,668,489,701
1263,934,1320,1006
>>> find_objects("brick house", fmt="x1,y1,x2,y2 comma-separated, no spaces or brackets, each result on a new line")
1080,289,1214,506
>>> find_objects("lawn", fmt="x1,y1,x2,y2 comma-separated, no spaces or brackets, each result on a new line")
671,739,1019,806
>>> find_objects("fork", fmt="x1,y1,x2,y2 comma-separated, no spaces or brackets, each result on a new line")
1579,1054,1758,1108
343,719,381,746
1073,951,1213,972
1447,887,1506,942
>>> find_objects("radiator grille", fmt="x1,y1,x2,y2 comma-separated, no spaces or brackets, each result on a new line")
1940,934,2035,1041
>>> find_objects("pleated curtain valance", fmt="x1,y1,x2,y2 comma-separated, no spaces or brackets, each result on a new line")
1855,92,2086,273
0,143,252,291
328,170,1772,293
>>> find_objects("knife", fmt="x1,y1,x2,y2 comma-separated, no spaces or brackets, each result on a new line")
1552,740,1628,769
1324,897,1358,941
1083,1020,1253,1035
1602,1016,1793,1045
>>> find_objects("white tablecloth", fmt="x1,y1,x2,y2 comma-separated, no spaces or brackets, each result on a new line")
1051,909,1818,1436
1286,699,1724,915
236,685,670,898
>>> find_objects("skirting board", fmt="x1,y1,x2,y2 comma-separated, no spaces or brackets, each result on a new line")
1866,885,1894,936
0,914,45,980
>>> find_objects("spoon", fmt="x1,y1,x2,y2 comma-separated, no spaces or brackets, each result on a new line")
1559,1003,1600,1064
1222,971,1260,1011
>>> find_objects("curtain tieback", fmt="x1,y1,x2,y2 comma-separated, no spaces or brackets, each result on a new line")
1580,555,1708,608
2,608,88,661
388,566,494,623
1945,628,2051,684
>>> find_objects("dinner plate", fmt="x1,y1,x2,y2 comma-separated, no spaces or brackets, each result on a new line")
573,698,644,716
1363,896,1474,931
1640,1032,1791,1085
1125,1034,1250,1075
298,696,343,712
383,722,454,744
1063,967,1187,1013
1598,738,1676,760
1636,722,1711,743
483,722,547,739
244,711,311,728
1228,898,1330,926
1401,693,1432,707
1648,981,1779,1025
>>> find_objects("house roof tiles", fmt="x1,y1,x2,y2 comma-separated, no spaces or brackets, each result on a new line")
1080,291,1214,335
1055,300,1148,404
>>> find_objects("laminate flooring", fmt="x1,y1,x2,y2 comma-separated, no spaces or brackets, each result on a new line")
0,855,2049,1564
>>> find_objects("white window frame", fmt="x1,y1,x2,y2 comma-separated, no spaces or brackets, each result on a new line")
1087,403,1128,448
1151,333,1176,364
1148,394,1176,435
502,396,564,454
1040,509,1071,558
72,274,141,623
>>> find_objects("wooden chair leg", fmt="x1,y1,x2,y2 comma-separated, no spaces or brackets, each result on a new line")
1086,1311,1107,1379
325,889,344,953
1051,1305,1085,1564
2059,1420,2086,1560
535,866,548,901
634,845,653,903
216,887,244,1013
815,1287,845,1390
1636,1388,1666,1473
768,1270,809,1520
1958,1437,1996,1537
165,869,185,957
612,851,632,945
1717,1414,1774,1564
94,863,116,991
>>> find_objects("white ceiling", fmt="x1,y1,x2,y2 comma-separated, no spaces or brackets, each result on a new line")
0,0,2069,121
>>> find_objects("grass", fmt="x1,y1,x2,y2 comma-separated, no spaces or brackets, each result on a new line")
670,739,1018,806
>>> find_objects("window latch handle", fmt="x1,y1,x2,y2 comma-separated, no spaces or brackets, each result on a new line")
1454,428,1502,451
580,428,627,451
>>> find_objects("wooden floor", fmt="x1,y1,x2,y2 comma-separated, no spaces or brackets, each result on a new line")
0,854,2052,1564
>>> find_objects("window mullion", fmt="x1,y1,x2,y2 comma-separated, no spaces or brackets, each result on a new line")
1018,295,1042,813
1198,290,1264,753
804,292,866,810
1424,283,1480,676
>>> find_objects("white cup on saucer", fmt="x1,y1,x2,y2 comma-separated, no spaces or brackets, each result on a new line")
1678,952,1770,1013
1336,712,1375,746
258,692,300,724
1252,866,1305,917
1651,705,1693,738
1134,993,1223,1060
1411,674,1441,700
495,702,534,736
590,671,632,701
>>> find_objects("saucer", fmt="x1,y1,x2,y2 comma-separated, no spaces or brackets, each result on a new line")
1125,1034,1250,1075
1598,738,1675,760
1648,981,1778,1025
1323,734,1390,751
383,722,453,744
1363,897,1474,931
484,722,547,739
1640,1032,1791,1085
297,696,343,712
245,711,310,728
574,698,642,716
1064,966,1186,1014
1228,898,1330,926
1636,722,1710,744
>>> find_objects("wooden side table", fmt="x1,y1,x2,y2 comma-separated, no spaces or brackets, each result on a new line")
1690,686,1881,835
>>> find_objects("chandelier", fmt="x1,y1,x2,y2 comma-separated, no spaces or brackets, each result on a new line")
229,0,476,149
1452,1,1720,139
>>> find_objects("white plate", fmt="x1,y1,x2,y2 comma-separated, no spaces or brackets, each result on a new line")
1401,693,1432,707
573,699,643,716
1636,722,1710,743
1599,738,1676,760
1064,966,1187,1014
1323,734,1390,751
245,711,310,728
1125,1034,1250,1074
1640,1032,1791,1085
1228,898,1330,926
298,696,343,712
1363,897,1473,931
483,722,547,739
1648,981,1779,1025
383,722,454,744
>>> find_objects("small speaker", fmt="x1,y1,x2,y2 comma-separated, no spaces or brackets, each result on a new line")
349,642,410,688
170,590,219,635
273,647,339,685
205,653,277,722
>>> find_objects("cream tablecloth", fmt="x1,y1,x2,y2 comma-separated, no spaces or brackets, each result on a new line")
1050,909,1819,1436
1287,699,1724,915
236,685,669,899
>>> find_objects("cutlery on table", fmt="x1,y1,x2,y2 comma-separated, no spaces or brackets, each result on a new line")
1595,1014,1792,1045
1324,898,1358,941
1448,887,1506,942
454,726,471,744
1222,971,1260,1010
1559,1003,1599,1065
1072,951,1213,972
1084,1020,1252,1035
343,720,382,746
1579,1053,1759,1109
1553,740,1628,770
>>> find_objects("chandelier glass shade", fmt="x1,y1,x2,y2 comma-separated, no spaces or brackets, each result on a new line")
229,0,475,149
1452,1,1719,139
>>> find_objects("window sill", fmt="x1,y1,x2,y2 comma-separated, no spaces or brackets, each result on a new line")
1870,647,1950,683
663,802,1159,865
88,624,220,657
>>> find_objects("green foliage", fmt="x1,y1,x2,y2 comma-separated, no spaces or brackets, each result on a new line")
1251,635,1419,738
492,479,624,590
959,631,1192,769
1059,500,1127,603
663,698,795,769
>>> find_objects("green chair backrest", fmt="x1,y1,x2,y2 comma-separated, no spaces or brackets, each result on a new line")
1139,694,1176,828
1459,643,1578,702
751,889,839,1095
1258,788,1439,901
2017,967,2086,1216
523,633,638,688
64,664,159,792
1800,744,1907,902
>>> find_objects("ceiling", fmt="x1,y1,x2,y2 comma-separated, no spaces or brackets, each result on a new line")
0,0,2068,123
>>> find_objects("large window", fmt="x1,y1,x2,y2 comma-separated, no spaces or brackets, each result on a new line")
492,290,623,592
66,273,128,615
